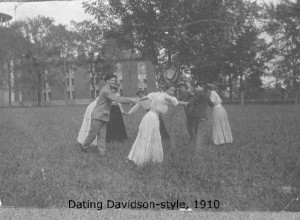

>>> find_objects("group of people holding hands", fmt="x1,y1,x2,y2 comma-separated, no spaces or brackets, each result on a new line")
77,73,233,167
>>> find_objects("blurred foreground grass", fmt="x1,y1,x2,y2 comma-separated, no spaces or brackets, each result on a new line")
0,104,299,211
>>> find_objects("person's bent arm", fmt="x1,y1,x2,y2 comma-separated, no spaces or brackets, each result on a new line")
105,91,137,104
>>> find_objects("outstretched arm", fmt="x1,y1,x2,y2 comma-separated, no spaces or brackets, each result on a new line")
164,96,179,106
128,102,141,115
118,103,125,113
139,96,149,101
105,91,137,104
178,100,188,106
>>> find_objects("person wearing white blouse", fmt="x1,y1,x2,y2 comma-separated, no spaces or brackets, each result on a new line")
128,90,151,115
127,83,188,166
207,84,233,145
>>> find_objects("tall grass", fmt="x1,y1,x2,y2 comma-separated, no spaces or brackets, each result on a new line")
0,105,299,211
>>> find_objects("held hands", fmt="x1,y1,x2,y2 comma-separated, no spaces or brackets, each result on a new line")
128,98,139,103
164,97,172,104
177,100,189,106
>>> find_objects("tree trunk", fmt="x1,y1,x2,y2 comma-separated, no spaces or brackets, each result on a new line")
241,90,245,106
37,72,42,106
63,57,67,104
167,49,172,68
294,73,298,105
91,62,95,100
229,73,233,101
7,59,11,107
240,74,244,106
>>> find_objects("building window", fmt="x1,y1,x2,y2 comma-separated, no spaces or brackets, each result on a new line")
67,91,71,99
90,77,94,86
96,90,99,96
115,63,122,81
138,62,147,89
119,89,123,96
72,91,75,100
48,92,51,100
43,92,47,101
90,90,94,99
71,78,74,86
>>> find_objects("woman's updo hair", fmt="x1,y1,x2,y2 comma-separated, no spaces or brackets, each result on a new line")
164,82,176,91
207,84,216,90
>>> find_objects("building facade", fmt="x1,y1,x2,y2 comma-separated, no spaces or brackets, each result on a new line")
0,23,157,107
0,12,18,106
0,58,156,107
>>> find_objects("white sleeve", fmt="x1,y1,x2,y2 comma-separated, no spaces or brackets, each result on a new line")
147,92,156,101
165,93,178,106
209,91,217,105
118,103,124,112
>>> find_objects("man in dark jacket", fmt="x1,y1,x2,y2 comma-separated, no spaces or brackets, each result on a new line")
187,83,209,152
178,82,195,141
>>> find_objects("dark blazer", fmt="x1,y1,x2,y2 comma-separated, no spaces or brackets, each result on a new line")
187,91,209,120
91,84,129,121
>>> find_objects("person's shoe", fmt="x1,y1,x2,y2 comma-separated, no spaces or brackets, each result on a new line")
80,144,88,153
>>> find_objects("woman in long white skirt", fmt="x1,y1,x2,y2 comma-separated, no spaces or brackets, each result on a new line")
77,97,99,146
127,83,187,166
207,84,233,145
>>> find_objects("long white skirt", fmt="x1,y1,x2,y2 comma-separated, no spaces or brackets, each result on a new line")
127,110,163,166
77,102,97,145
212,105,233,145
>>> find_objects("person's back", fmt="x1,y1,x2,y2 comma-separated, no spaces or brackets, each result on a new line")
190,90,209,120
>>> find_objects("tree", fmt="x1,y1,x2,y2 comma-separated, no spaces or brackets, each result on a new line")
82,0,238,82
215,0,268,103
0,26,30,106
45,24,79,101
264,0,300,104
70,20,116,99
12,16,76,106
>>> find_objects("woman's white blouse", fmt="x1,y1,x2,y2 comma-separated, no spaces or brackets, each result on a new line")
209,91,222,106
147,92,178,114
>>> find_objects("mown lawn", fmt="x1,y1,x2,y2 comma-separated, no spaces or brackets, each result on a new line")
0,104,299,211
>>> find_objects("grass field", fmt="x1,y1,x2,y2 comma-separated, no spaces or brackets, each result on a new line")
0,104,299,211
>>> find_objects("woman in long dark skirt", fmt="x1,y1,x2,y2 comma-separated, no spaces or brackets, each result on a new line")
106,87,128,143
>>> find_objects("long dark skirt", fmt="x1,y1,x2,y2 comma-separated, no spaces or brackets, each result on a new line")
159,115,170,141
106,105,128,143
145,109,169,141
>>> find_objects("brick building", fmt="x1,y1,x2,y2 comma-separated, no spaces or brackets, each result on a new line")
16,57,156,106
0,26,157,107
0,12,18,106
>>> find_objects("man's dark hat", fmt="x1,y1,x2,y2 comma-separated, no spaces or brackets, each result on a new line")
163,68,179,83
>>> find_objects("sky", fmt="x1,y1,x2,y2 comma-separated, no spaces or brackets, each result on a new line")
0,0,281,85
0,0,281,26
0,0,94,26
